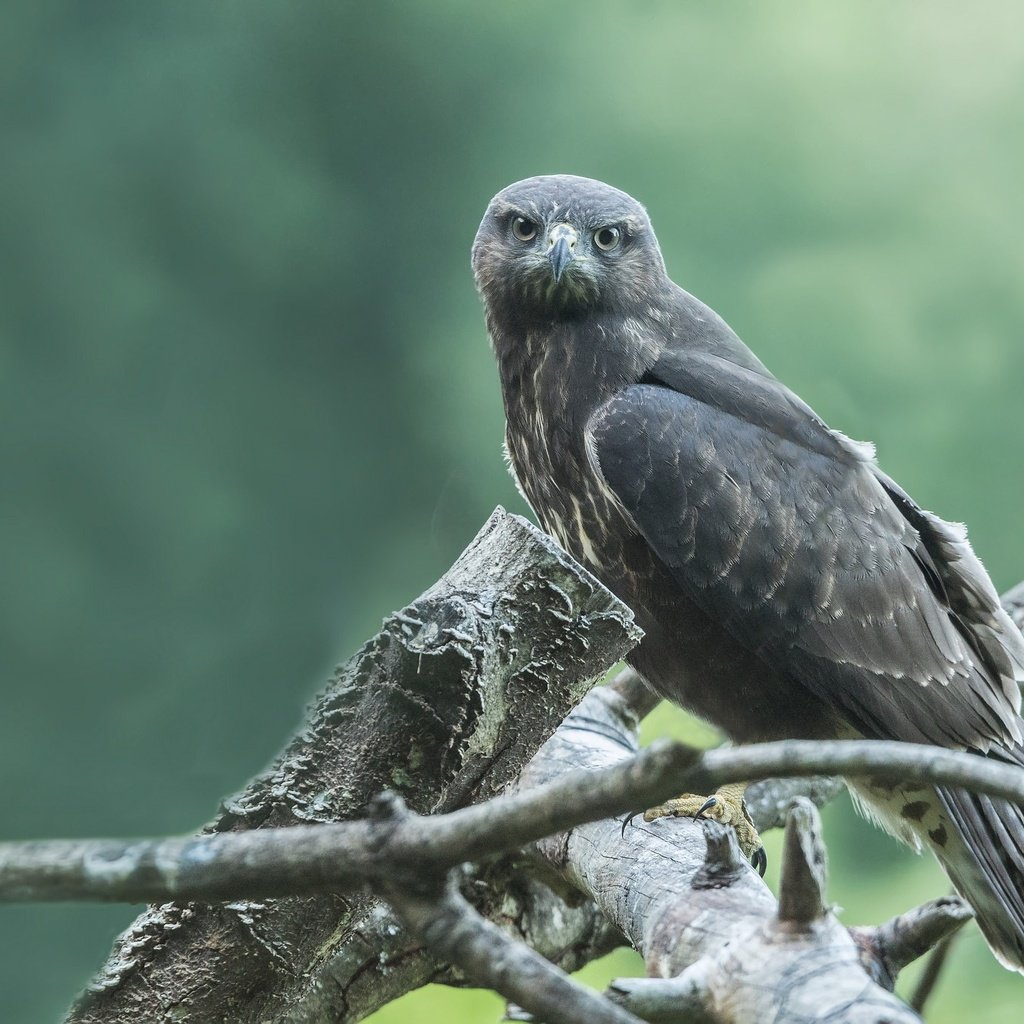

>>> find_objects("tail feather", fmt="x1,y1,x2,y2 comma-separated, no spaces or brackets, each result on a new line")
936,741,1024,972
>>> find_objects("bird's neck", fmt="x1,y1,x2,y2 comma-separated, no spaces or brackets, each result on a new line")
493,309,659,432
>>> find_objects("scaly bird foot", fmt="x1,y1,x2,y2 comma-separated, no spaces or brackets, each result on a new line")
642,782,766,875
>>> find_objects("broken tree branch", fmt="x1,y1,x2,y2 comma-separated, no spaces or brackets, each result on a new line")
852,896,972,992
63,508,642,1024
3,688,1011,1022
776,797,829,926
12,512,1021,1022
292,575,1024,1021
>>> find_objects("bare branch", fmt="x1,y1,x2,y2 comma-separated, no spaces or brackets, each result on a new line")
6,730,1024,911
24,528,1023,1022
527,689,932,1024
909,931,960,1013
291,865,623,1024
4,730,1024,913
744,774,845,832
281,571,1024,1021
606,968,713,1023
686,739,1024,805
874,896,972,977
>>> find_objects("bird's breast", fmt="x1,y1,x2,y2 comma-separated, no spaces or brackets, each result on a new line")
504,400,630,578
498,324,645,574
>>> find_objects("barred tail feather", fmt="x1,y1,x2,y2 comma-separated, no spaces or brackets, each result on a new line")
848,744,1024,973
936,741,1024,972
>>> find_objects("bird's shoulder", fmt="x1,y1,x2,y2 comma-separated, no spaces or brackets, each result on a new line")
644,292,875,464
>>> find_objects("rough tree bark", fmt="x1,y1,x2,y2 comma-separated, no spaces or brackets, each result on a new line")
68,509,641,1023
21,509,1020,1022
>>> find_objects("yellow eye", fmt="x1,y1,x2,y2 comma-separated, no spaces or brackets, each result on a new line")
511,216,538,242
594,226,621,251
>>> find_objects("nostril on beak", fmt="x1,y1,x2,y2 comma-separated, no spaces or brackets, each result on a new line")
547,224,578,282
548,224,577,249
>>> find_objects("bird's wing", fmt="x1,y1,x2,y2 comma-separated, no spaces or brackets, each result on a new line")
587,353,1024,749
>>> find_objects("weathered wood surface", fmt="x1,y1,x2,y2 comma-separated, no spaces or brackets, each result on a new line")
69,509,641,1023
527,686,968,1023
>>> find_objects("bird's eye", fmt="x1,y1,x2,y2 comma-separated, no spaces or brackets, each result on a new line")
593,226,621,251
511,216,538,242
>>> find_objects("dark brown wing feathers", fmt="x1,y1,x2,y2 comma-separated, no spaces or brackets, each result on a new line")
589,360,1024,751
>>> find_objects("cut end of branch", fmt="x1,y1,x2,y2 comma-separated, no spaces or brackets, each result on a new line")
863,895,972,982
606,971,712,1024
607,667,661,720
777,798,828,926
691,821,748,890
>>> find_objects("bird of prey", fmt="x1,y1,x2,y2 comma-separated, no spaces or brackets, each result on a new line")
473,174,1024,971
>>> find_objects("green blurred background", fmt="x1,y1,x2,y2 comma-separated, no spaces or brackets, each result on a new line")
2,1,1023,1020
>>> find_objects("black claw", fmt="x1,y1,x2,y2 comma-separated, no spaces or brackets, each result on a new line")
621,811,642,837
694,795,717,819
751,846,767,877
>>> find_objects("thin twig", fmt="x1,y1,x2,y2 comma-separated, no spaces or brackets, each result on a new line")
3,738,1024,905
909,929,961,1012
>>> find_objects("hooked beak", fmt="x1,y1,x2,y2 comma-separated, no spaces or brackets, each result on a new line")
547,223,577,283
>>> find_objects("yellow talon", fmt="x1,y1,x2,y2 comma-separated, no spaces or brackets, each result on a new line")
643,781,765,872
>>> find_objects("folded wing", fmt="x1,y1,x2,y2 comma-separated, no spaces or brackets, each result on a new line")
588,353,1024,750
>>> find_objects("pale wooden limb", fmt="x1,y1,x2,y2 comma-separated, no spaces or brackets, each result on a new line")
527,689,966,1024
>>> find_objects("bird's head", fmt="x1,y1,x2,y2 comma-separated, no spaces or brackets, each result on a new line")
472,175,667,324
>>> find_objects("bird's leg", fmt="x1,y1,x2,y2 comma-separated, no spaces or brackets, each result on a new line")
643,781,766,875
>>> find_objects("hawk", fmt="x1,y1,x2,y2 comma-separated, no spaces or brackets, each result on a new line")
473,174,1024,971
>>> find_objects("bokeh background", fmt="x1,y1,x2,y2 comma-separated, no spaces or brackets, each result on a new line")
2,1,1023,1020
